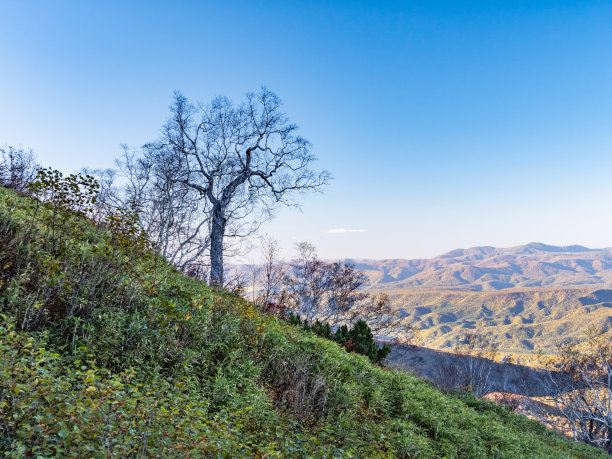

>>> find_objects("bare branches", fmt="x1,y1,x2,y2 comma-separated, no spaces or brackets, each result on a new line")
348,293,416,343
117,145,212,271
429,333,500,397
0,145,39,192
255,235,286,308
541,328,612,453
281,242,406,341
87,144,211,272
160,88,329,285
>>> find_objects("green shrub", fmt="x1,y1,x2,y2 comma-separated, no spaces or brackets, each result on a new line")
334,320,391,364
288,313,390,364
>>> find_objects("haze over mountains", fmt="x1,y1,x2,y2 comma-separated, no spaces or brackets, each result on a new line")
348,242,612,291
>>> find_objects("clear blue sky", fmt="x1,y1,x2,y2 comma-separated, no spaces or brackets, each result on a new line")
2,1,612,260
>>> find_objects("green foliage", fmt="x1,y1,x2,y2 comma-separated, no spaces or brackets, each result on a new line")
0,184,606,457
333,320,391,364
287,311,302,327
0,169,154,336
26,167,99,216
288,314,390,364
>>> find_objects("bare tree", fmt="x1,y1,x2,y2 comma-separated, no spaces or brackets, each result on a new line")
455,332,499,396
115,145,211,270
247,259,262,303
542,328,612,453
85,145,211,271
161,89,329,286
284,242,406,339
348,292,417,343
434,332,499,396
286,242,366,324
0,145,39,192
254,235,286,307
287,242,332,322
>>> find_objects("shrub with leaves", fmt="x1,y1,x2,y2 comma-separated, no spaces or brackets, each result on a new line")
1,169,154,335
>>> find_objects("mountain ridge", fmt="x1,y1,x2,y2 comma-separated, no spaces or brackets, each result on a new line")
342,242,612,291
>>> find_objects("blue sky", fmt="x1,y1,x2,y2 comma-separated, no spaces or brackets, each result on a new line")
1,1,612,260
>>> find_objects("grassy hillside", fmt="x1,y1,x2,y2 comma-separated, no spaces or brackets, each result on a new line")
0,185,604,458
378,288,612,357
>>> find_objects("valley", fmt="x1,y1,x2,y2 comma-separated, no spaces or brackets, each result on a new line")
232,243,612,356
378,286,612,356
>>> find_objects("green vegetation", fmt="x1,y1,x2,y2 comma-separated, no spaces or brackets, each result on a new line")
0,183,605,457
288,314,391,364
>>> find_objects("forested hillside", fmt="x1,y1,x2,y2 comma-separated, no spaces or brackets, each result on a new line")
232,246,612,356
380,287,612,355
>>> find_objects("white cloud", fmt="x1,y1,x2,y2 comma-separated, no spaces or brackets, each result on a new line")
327,228,366,234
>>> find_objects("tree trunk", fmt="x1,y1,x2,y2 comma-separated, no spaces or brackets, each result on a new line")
209,204,225,286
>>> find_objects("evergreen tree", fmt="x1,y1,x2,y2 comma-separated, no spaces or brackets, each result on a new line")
290,317,390,364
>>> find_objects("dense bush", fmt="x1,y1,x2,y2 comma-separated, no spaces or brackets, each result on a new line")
334,320,392,364
0,184,605,457
0,169,152,335
288,313,391,364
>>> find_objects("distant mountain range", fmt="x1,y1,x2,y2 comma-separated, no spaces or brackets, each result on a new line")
347,242,612,291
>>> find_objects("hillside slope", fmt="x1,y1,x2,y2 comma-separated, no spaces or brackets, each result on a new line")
0,186,604,458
